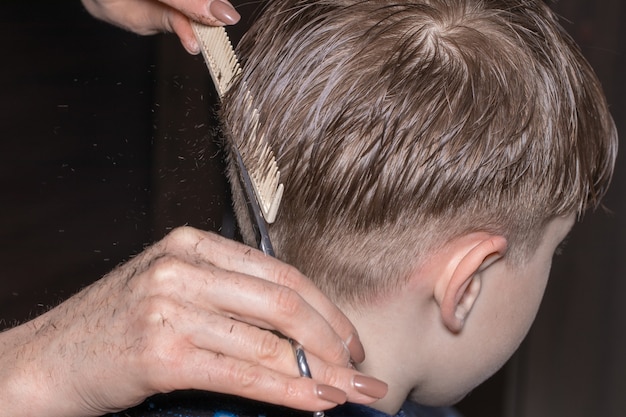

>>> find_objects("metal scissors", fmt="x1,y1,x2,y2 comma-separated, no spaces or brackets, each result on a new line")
235,144,324,417
291,339,325,417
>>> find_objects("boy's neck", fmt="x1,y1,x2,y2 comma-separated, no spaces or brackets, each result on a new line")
342,288,436,415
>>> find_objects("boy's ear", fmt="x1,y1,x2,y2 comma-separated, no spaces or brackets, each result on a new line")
434,235,508,333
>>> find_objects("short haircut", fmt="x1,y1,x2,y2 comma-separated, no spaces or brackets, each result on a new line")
221,0,617,304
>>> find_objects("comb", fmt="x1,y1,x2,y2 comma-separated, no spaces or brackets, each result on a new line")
191,22,284,225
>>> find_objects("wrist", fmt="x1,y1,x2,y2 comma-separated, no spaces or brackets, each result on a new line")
0,315,85,417
0,322,44,415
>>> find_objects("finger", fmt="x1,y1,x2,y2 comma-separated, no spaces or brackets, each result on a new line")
153,6,201,54
205,269,352,364
304,351,389,404
139,252,353,369
158,0,240,26
166,13,200,54
82,0,172,35
82,0,236,46
153,348,347,411
186,229,366,363
187,316,387,404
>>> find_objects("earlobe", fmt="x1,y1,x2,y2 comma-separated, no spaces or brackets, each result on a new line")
437,235,508,333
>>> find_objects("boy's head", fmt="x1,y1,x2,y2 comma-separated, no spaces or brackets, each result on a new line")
223,0,616,304
221,0,616,407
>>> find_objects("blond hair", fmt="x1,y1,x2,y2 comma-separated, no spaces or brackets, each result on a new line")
222,0,617,304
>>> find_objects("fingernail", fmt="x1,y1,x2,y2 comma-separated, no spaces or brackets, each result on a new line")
346,333,366,364
316,384,347,404
209,0,241,25
353,375,388,399
187,39,200,55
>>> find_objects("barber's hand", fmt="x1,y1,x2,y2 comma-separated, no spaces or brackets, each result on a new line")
81,0,241,54
0,227,387,417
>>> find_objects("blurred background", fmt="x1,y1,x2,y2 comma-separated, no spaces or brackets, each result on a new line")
0,1,623,416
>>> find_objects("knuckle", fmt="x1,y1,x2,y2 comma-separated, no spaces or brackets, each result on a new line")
318,364,341,388
272,264,305,290
137,295,179,333
128,296,180,361
234,364,264,389
323,337,351,365
161,11,173,33
281,379,300,400
139,255,186,292
165,226,198,247
150,255,183,278
255,332,283,362
160,227,218,265
273,285,302,317
141,294,175,319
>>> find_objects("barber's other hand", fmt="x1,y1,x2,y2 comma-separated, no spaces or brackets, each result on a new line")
0,227,386,417
81,0,241,54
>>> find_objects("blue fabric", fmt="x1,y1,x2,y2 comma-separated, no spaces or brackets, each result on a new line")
328,402,462,417
108,391,462,417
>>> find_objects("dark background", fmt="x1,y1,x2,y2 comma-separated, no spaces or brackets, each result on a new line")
0,1,624,416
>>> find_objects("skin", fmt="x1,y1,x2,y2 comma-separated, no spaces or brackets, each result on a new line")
347,215,575,414
0,227,384,417
80,0,242,54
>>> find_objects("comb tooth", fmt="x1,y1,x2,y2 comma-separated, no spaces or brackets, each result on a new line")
192,22,283,223
192,23,240,97
245,133,283,224
244,136,282,222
